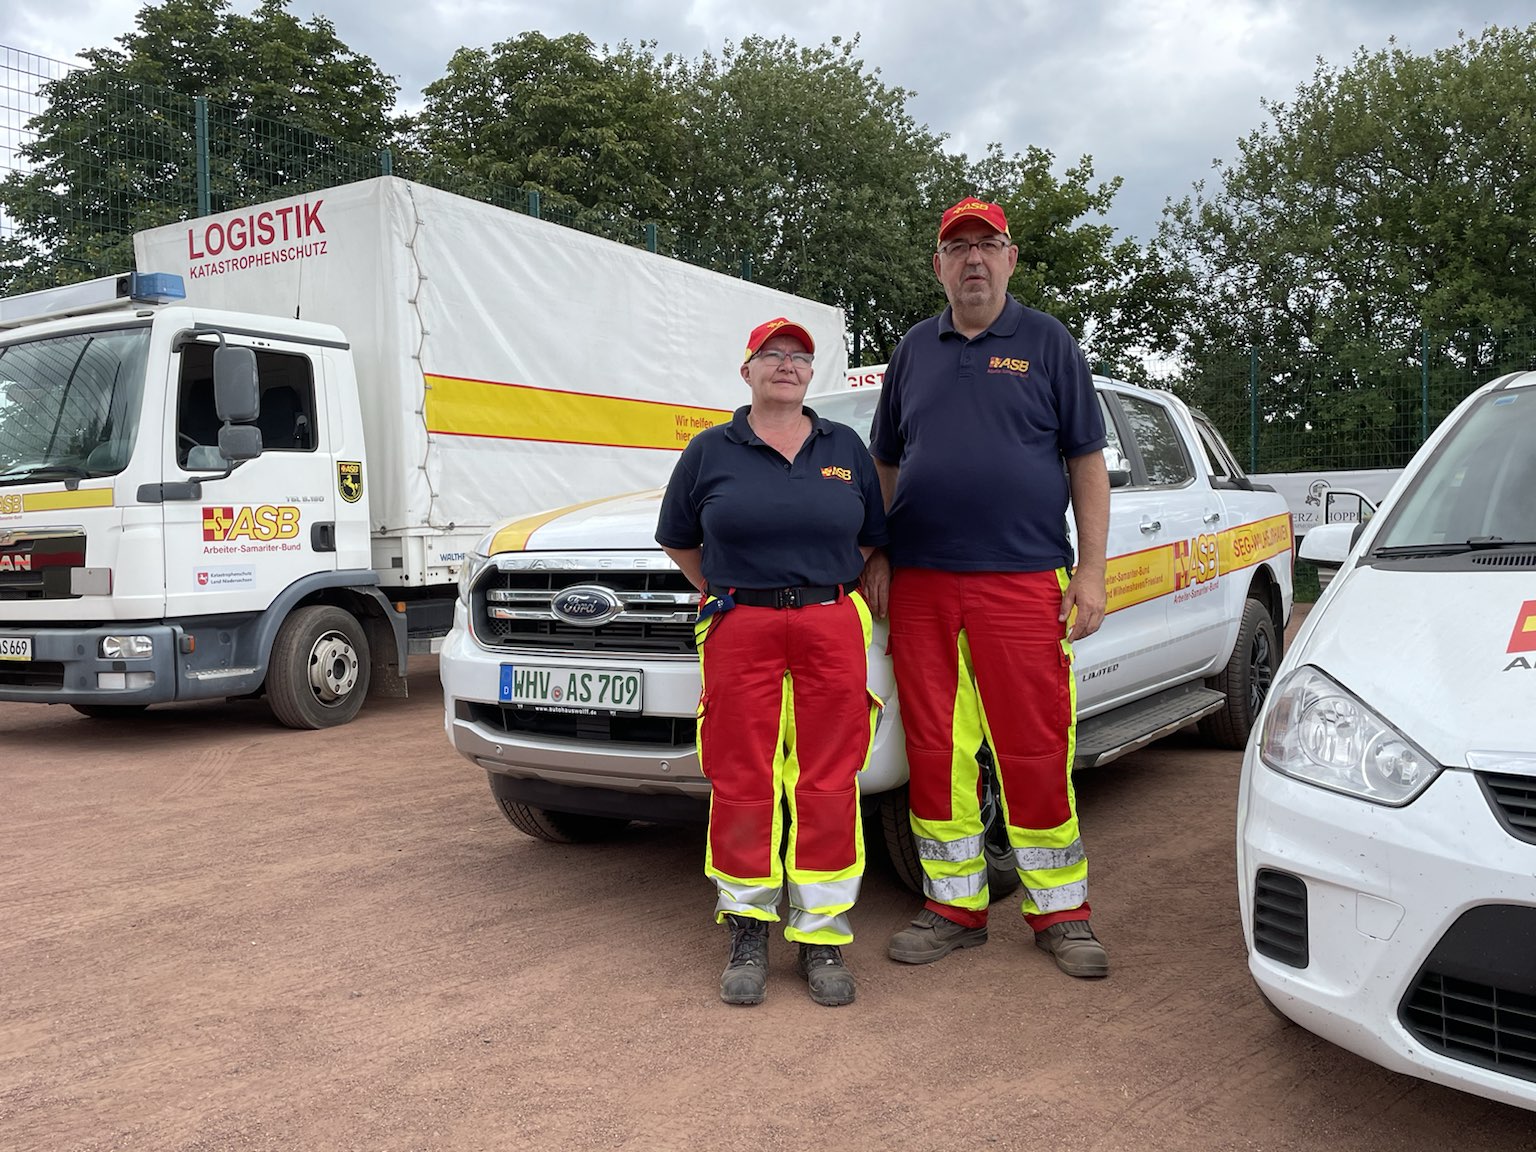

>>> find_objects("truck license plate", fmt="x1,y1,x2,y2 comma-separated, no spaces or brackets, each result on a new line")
498,664,643,714
0,636,32,661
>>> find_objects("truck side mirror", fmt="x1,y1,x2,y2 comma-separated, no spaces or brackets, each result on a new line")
218,423,263,463
214,344,260,423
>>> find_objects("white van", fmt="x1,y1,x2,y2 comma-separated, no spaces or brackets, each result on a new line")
1239,369,1536,1111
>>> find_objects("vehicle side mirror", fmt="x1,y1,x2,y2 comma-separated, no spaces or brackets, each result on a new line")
218,423,263,464
214,344,260,423
1104,446,1132,489
1298,522,1356,568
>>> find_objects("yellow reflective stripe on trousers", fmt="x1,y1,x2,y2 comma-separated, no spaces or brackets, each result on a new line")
910,628,991,912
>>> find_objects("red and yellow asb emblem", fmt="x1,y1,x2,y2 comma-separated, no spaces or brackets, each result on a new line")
202,506,234,542
202,505,301,542
1172,539,1193,590
1509,601,1536,654
820,465,853,482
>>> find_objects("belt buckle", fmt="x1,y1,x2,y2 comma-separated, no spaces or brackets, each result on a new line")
775,587,800,609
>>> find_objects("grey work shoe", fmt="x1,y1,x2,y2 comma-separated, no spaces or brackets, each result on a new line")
720,914,770,1005
1034,919,1109,978
797,943,856,1007
886,907,988,965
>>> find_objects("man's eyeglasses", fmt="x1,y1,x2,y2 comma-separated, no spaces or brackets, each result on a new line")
752,349,814,368
938,236,1011,259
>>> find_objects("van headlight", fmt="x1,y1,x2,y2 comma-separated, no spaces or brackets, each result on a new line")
1259,666,1441,806
457,552,492,604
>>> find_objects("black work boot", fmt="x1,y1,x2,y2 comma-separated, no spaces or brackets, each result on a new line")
887,907,988,964
720,914,770,1005
797,943,856,1007
1034,919,1109,978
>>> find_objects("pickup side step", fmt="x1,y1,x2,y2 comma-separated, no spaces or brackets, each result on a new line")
1075,683,1227,769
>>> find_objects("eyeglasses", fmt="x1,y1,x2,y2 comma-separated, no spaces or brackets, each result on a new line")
752,349,814,369
937,236,1011,259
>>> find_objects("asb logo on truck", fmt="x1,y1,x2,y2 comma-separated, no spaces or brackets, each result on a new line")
1506,601,1536,671
202,506,302,551
337,461,363,504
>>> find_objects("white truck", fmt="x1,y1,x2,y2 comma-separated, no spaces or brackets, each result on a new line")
0,176,846,727
442,377,1295,892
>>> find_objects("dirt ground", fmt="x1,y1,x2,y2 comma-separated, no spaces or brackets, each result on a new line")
4,610,1534,1151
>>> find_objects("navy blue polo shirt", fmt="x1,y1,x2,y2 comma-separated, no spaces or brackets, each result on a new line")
655,406,888,588
869,294,1105,572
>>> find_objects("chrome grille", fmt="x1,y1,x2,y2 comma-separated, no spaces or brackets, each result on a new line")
472,558,698,656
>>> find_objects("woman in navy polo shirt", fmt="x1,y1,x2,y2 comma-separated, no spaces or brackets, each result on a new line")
656,317,887,1008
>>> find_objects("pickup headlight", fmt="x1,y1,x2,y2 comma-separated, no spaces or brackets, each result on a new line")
457,552,492,604
1259,666,1441,806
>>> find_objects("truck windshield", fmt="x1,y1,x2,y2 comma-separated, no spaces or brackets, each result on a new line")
0,326,150,484
1371,386,1536,552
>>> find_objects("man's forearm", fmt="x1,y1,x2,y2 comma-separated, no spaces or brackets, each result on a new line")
875,460,899,512
1066,452,1110,571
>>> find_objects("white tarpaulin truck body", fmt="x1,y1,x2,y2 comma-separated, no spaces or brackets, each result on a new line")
133,176,849,566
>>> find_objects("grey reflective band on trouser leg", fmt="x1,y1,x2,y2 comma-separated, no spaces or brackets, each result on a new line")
714,881,783,917
789,877,861,913
1027,878,1090,914
1013,839,1085,872
926,869,988,903
788,909,853,940
916,832,984,863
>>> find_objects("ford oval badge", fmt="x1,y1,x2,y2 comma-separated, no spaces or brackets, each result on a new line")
550,583,622,627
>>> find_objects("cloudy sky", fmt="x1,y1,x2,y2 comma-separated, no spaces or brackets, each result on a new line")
4,0,1533,241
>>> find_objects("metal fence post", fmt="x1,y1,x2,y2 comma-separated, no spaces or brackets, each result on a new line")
527,190,541,218
645,223,657,253
1249,346,1259,472
379,147,393,176
1421,329,1430,442
740,253,752,281
195,97,210,217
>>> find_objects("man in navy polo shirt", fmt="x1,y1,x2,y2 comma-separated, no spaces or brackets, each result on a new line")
868,197,1112,978
657,317,887,1007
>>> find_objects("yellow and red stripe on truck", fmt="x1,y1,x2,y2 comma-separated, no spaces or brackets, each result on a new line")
423,373,730,451
1104,512,1292,615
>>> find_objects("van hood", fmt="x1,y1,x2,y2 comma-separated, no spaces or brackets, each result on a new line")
1296,564,1535,766
488,489,665,554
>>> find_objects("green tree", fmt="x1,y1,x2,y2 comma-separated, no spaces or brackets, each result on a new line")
1156,25,1536,467
403,32,685,235
0,0,399,292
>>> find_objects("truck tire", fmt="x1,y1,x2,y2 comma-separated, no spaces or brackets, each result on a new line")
265,605,371,729
877,780,1022,901
1200,597,1279,749
70,704,149,719
487,773,631,843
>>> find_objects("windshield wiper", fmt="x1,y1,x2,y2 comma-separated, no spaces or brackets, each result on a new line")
1374,537,1536,558
0,464,91,485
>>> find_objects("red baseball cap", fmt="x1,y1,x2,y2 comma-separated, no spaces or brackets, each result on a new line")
744,317,815,363
938,197,1010,242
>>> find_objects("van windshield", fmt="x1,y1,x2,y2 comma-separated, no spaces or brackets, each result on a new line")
0,327,150,484
1372,386,1536,552
807,389,881,446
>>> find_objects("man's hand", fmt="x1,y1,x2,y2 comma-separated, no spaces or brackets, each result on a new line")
1060,566,1106,641
860,549,891,619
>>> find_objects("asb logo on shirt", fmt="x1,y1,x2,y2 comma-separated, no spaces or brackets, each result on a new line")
988,356,1030,380
820,465,853,482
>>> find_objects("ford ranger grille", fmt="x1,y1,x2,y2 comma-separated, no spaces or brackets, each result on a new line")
474,567,698,655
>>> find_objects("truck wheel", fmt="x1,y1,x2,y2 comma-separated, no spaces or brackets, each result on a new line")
487,774,630,843
877,781,1022,900
1200,597,1279,749
70,704,149,719
266,605,371,729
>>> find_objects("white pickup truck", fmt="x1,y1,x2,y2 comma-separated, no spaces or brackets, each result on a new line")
441,377,1294,892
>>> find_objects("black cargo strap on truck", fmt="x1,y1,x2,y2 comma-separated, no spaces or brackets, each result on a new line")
706,583,845,609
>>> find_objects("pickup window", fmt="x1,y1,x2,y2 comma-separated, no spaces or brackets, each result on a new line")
1115,392,1193,487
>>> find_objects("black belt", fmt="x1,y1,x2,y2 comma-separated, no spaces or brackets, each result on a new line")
707,583,845,609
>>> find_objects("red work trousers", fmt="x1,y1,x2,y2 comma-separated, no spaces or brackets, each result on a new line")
696,592,876,944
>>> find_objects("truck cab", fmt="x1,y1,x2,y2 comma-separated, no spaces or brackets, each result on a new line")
0,272,405,726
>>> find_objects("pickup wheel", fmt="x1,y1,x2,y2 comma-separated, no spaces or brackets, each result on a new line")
877,776,1022,901
265,605,371,729
70,704,149,719
487,774,631,843
1200,597,1279,749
